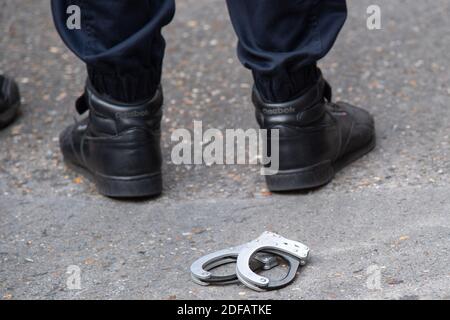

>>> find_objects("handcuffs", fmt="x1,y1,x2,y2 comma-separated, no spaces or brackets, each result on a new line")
190,232,310,291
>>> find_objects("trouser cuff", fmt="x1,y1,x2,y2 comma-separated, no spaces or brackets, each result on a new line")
253,64,320,103
87,67,160,103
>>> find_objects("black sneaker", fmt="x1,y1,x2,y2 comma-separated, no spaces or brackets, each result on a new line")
60,82,163,198
253,71,376,192
0,75,20,129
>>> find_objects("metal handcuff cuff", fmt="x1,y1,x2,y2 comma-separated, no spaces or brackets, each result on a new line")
190,232,310,291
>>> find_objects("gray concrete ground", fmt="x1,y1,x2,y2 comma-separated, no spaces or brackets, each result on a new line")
0,0,449,300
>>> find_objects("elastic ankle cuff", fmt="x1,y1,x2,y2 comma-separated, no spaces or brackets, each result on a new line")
253,64,320,103
87,67,159,104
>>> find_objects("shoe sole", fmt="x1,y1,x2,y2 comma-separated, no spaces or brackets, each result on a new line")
64,160,163,199
266,135,376,192
0,102,20,129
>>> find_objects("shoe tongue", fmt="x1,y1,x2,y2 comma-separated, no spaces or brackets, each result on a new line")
323,80,333,102
75,94,89,115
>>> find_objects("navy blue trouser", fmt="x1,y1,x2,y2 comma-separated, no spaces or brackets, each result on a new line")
51,0,347,103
